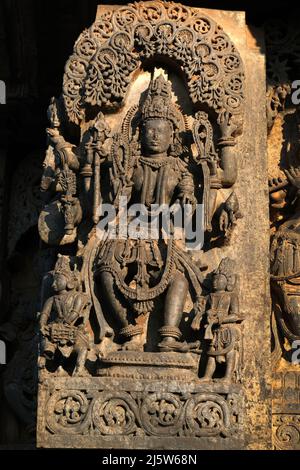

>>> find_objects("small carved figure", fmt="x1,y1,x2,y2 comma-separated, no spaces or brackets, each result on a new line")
269,108,300,350
219,192,242,244
39,255,91,376
39,98,82,244
270,165,300,343
192,258,242,384
81,112,111,224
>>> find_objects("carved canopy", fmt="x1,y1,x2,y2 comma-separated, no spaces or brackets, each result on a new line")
63,1,244,125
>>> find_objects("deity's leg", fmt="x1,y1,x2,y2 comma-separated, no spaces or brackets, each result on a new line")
159,271,188,350
199,356,216,382
73,345,88,376
286,293,300,336
42,338,56,360
99,271,143,350
99,271,128,328
220,349,236,384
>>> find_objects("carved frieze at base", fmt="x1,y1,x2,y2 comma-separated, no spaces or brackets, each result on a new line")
272,371,300,449
273,414,300,450
37,376,243,450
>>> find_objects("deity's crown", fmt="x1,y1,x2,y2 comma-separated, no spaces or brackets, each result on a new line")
216,257,235,276
142,75,180,127
215,257,236,291
54,254,73,280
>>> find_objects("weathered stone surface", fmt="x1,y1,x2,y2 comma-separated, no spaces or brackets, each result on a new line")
37,376,243,449
35,2,271,450
266,19,300,450
2,0,300,452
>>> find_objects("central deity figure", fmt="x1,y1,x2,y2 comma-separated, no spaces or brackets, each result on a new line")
95,75,203,352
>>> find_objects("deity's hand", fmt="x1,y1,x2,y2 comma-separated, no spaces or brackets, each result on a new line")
206,310,218,323
285,167,300,190
64,312,77,325
219,208,229,232
170,199,181,213
40,324,49,336
180,194,196,211
46,127,61,145
182,195,192,205
219,115,243,139
207,158,218,177
268,177,288,209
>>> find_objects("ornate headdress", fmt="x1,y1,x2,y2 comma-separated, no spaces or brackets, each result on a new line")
54,254,79,289
214,257,237,292
141,75,181,128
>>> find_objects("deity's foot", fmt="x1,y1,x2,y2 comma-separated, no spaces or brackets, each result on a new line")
97,336,119,358
187,341,202,353
158,338,201,353
158,338,188,352
56,365,68,376
198,377,212,383
121,335,144,352
214,377,232,385
38,356,46,370
72,367,87,377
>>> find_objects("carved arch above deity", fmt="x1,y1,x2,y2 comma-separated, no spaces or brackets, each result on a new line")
63,1,245,128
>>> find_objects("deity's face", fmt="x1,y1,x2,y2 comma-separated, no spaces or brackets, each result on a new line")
142,118,173,155
53,273,67,292
212,273,227,292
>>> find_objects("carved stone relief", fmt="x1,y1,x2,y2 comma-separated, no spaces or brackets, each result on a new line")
2,0,300,452
0,152,56,445
266,19,300,450
34,2,270,450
